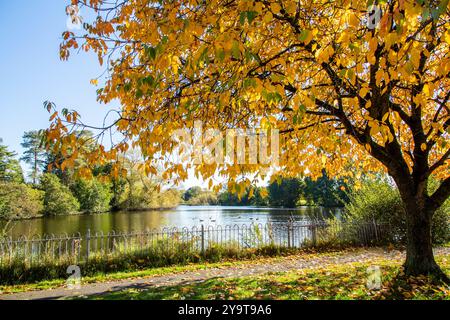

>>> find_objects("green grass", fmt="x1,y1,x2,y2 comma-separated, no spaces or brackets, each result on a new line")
0,261,230,294
79,255,450,301
0,242,299,286
0,246,321,294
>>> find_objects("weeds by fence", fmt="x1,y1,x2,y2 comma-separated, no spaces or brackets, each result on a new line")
0,221,388,267
0,221,390,284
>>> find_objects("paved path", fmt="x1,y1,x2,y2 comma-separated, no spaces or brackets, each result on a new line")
1,247,449,300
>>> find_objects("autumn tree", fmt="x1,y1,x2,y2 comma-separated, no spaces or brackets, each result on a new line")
44,129,99,185
50,0,450,279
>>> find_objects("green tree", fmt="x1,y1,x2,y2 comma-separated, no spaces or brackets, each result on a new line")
218,187,268,206
186,191,218,205
345,179,449,245
71,178,112,213
183,187,203,202
92,162,127,211
268,177,302,208
40,173,80,216
0,139,24,183
0,182,44,219
250,187,269,207
218,190,242,206
20,130,47,184
302,171,349,207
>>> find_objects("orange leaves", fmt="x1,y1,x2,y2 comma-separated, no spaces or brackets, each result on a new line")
367,37,378,65
270,3,282,14
347,12,360,29
52,0,450,187
298,29,317,45
60,38,78,60
95,20,115,36
315,45,334,64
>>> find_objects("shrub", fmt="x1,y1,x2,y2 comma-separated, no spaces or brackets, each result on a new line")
40,174,80,216
119,183,181,210
268,177,302,207
218,187,269,206
183,187,202,202
344,180,449,245
0,241,295,285
71,178,112,213
0,182,44,219
187,192,218,205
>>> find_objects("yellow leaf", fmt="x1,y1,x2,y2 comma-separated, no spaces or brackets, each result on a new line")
263,12,273,23
348,13,360,28
359,87,369,98
444,31,450,45
420,143,427,151
321,155,327,166
259,188,268,198
271,3,282,14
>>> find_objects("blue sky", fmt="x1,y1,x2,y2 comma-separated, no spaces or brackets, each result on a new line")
0,1,226,188
0,1,117,164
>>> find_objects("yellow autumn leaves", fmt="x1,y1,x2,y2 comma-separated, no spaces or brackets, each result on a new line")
51,0,450,189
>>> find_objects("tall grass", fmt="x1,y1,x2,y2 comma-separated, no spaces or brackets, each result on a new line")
0,237,292,285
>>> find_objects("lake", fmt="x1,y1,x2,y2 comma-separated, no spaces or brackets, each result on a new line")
3,206,342,238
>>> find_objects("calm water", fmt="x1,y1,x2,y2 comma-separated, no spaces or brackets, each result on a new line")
3,206,341,238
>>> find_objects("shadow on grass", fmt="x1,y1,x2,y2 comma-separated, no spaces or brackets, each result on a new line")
78,259,450,301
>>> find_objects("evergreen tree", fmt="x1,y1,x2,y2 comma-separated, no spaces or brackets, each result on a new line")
0,138,24,183
20,130,47,184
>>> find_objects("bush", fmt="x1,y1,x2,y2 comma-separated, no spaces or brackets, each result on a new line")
119,183,181,210
183,187,202,202
268,177,302,207
71,178,112,213
187,192,218,206
40,174,80,216
218,188,269,206
0,241,296,285
344,180,449,245
0,182,44,219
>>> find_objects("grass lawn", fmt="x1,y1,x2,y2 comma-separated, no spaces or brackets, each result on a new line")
0,260,242,294
0,249,310,294
2,247,449,300
81,255,450,300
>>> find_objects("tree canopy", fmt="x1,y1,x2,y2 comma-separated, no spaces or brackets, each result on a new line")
0,138,24,183
47,0,450,277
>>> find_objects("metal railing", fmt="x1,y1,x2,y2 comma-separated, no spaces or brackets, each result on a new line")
0,221,389,267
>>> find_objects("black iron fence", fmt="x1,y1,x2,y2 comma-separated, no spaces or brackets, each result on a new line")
0,221,390,267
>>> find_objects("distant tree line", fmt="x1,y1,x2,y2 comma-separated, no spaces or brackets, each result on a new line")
0,131,181,220
182,171,349,208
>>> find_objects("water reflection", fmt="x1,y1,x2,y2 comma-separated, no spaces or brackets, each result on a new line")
3,206,342,238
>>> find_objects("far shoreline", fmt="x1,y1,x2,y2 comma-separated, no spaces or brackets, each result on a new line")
1,205,344,222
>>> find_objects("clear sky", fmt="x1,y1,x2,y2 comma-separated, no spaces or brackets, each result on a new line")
0,2,251,189
0,1,119,173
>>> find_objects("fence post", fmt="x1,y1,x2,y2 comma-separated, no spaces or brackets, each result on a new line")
86,229,91,262
201,225,205,256
373,219,379,243
287,225,291,248
287,220,294,248
311,222,317,247
291,220,295,248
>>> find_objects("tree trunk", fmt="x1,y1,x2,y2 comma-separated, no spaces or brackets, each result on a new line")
403,197,449,282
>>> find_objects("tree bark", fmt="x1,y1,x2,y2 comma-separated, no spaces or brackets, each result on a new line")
402,193,449,282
